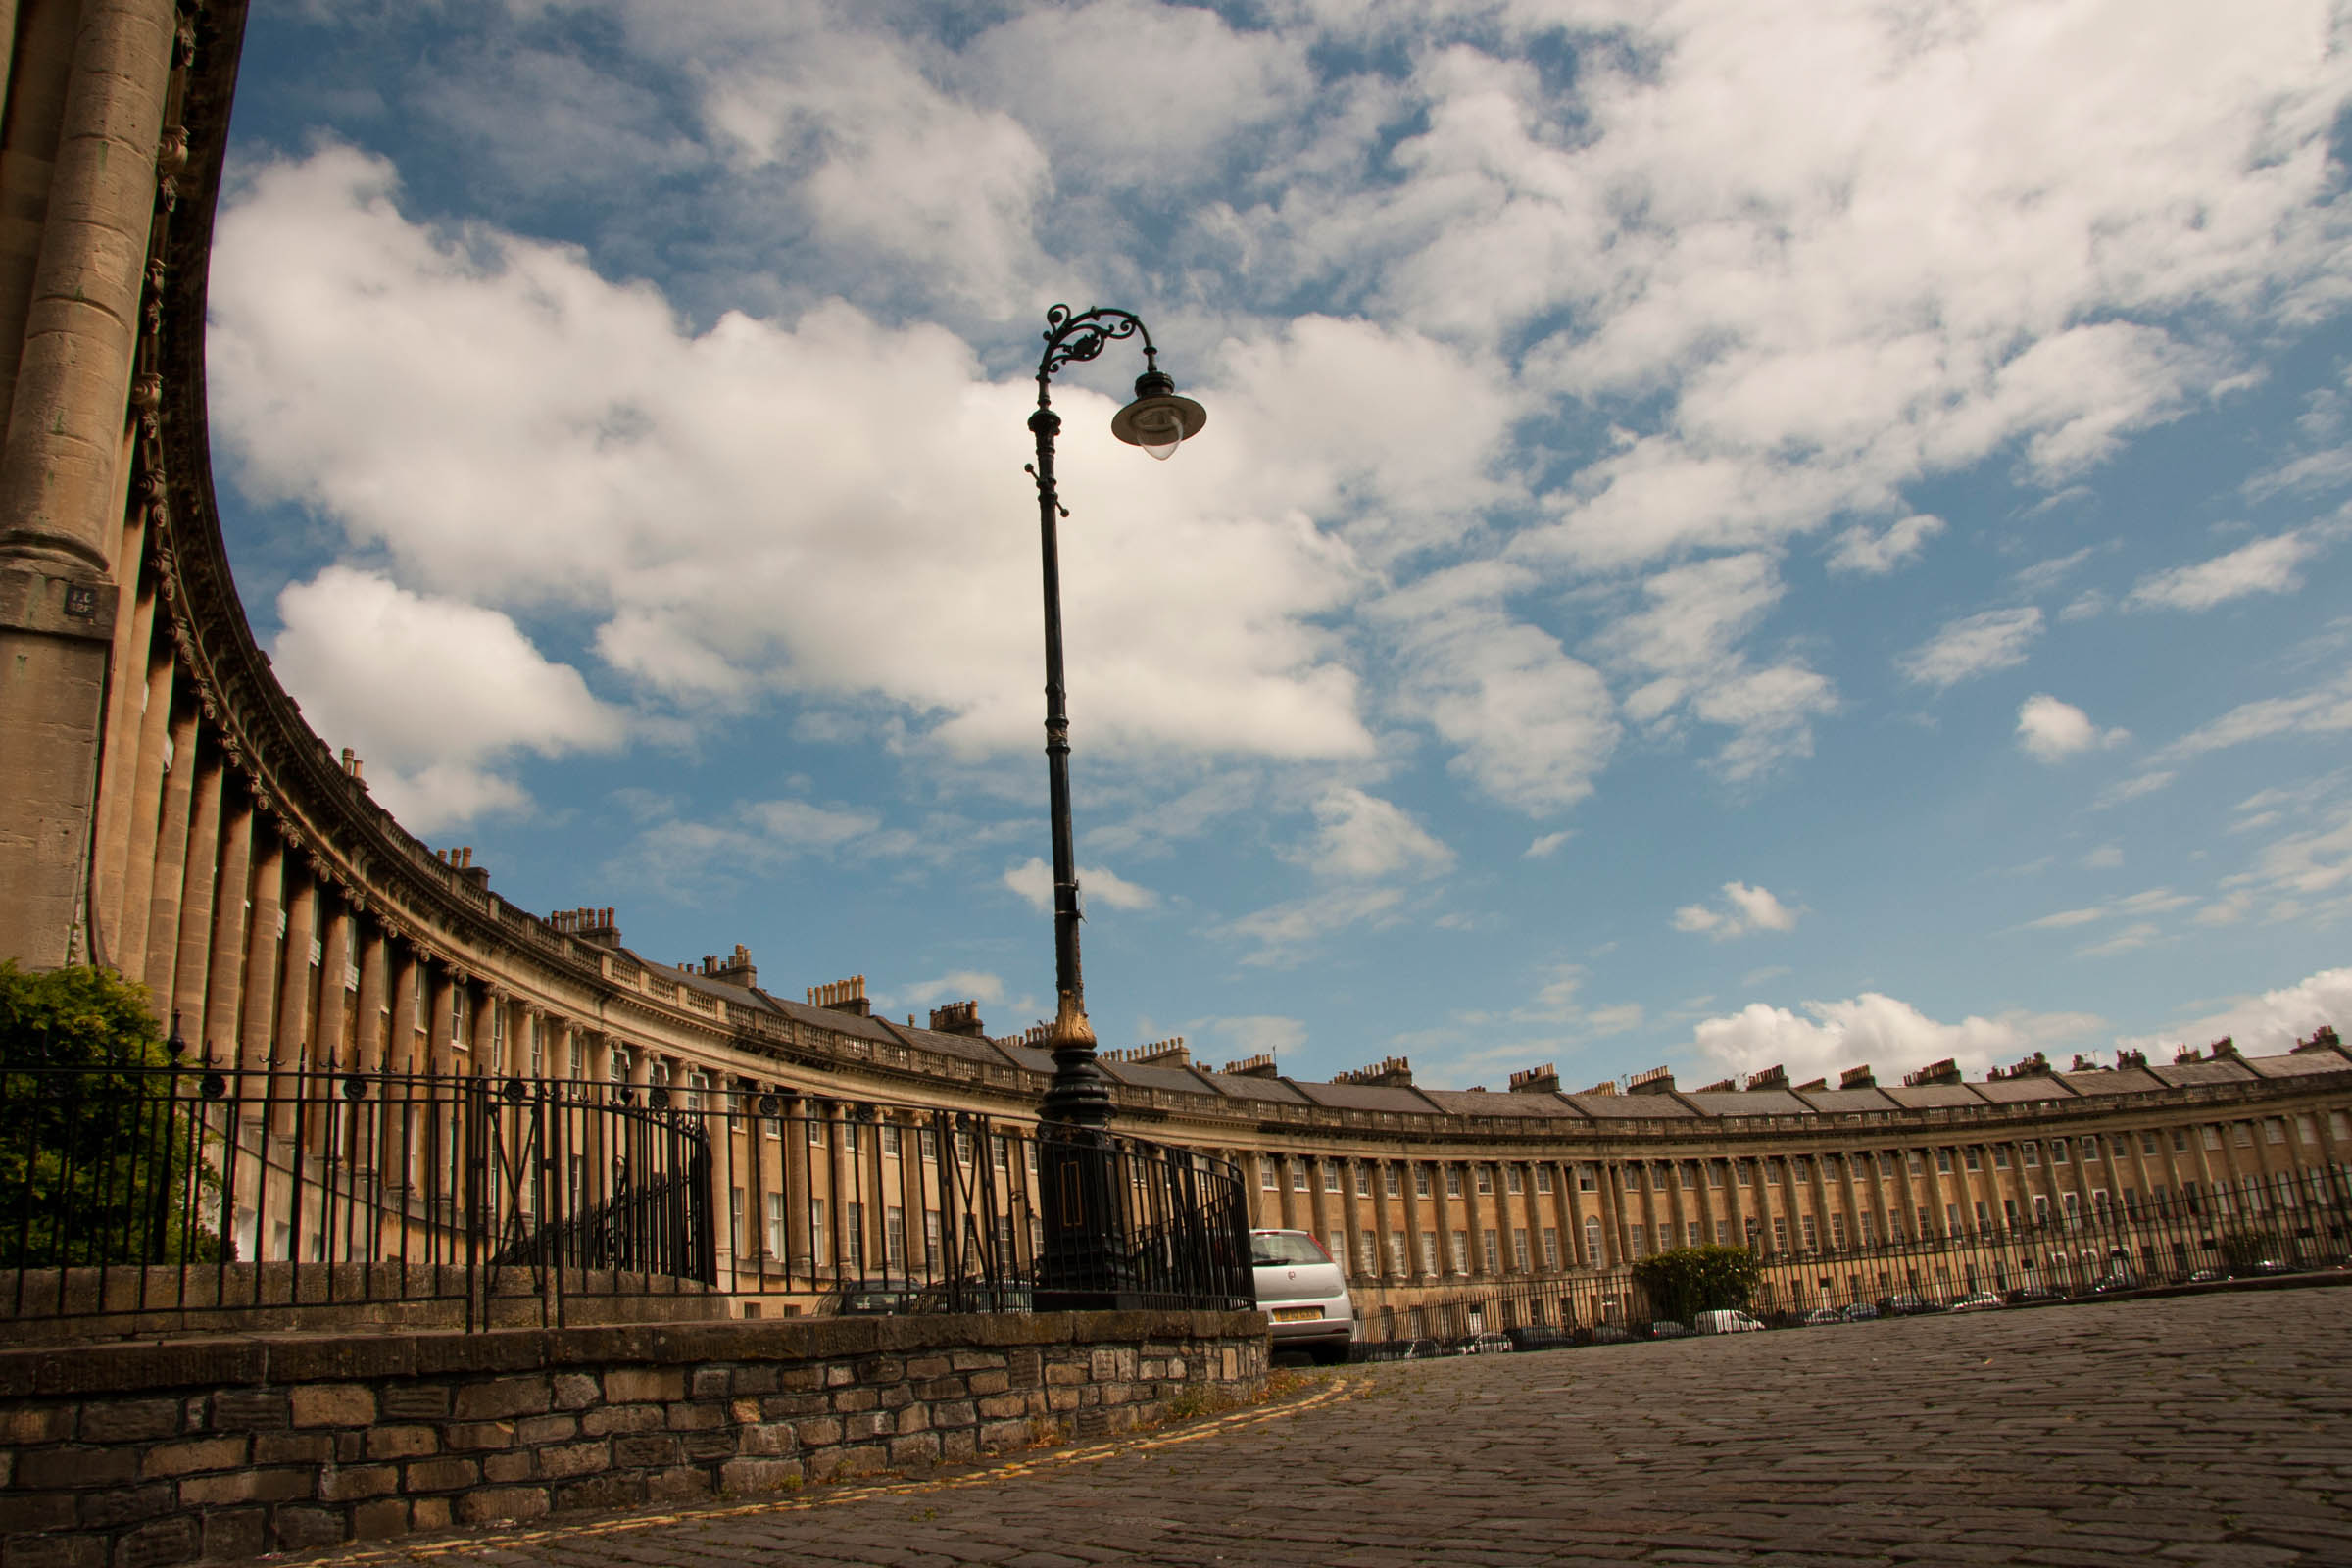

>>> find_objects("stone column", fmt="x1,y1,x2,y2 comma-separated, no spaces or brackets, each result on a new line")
110,628,172,976
0,0,176,968
142,703,199,1005
353,926,388,1071
199,795,251,1057
314,896,350,1062
237,830,283,1069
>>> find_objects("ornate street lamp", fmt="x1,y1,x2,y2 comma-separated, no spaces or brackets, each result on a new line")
1023,305,1203,1308
1024,305,1204,1129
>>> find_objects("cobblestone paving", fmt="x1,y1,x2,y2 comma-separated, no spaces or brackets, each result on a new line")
306,1288,2352,1566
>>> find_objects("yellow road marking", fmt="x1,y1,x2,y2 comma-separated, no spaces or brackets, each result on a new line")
318,1376,1363,1565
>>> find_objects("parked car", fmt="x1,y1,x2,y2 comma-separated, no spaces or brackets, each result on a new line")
1947,1291,2004,1313
1876,1293,1939,1316
2176,1268,2228,1285
1694,1309,1766,1334
2004,1285,2067,1307
1649,1320,1694,1339
1840,1302,1879,1322
1460,1332,1514,1354
1583,1323,1639,1346
1250,1228,1356,1364
1505,1325,1575,1352
1801,1307,1844,1326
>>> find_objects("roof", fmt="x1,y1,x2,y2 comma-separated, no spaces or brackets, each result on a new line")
1791,1088,1898,1113
1291,1080,1439,1114
1880,1083,1985,1109
2054,1067,2167,1096
2146,1059,2257,1088
2243,1049,2352,1080
1566,1092,1696,1119
1190,1070,1310,1105
1100,1059,1215,1096
1677,1089,1810,1117
1974,1075,2078,1104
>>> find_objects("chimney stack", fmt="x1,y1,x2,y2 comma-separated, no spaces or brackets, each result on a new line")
808,976,870,1017
1506,1063,1559,1094
1336,1055,1415,1088
928,1000,987,1038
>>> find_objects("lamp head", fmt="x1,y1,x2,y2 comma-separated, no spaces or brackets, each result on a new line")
1109,366,1206,461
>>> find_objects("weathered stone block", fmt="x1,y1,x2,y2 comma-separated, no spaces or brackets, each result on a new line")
18,1448,136,1490
461,1488,551,1526
365,1425,438,1460
581,1403,664,1436
906,1355,953,1381
794,1417,842,1448
516,1413,577,1445
665,1401,727,1431
0,1529,105,1568
351,1498,410,1540
551,1373,599,1410
647,1466,710,1502
603,1367,684,1403
1047,1388,1079,1412
728,1366,778,1396
739,1421,796,1456
977,1394,1025,1420
1008,1349,1042,1389
379,1385,450,1421
777,1367,822,1393
1101,1381,1134,1406
454,1377,548,1421
858,1356,905,1384
142,1434,247,1478
611,1434,680,1469
270,1507,348,1551
760,1393,829,1419
534,1441,608,1480
950,1350,1005,1371
876,1383,913,1410
830,1387,878,1413
894,1403,930,1434
0,1493,76,1536
78,1399,179,1443
445,1421,516,1451
200,1509,267,1565
176,1467,314,1507
318,1464,399,1502
689,1367,730,1400
822,1364,854,1388
1045,1363,1085,1385
0,1406,72,1445
78,1481,172,1529
482,1451,534,1483
403,1457,481,1493
978,1418,1029,1451
291,1384,376,1429
207,1393,289,1431
967,1370,1010,1396
939,1428,978,1464
116,1515,201,1568
681,1430,735,1463
553,1474,644,1515
410,1497,452,1532
887,1432,941,1468
718,1457,801,1494
843,1411,890,1442
932,1399,976,1428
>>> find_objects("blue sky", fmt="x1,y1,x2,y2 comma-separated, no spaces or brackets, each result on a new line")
210,0,2352,1091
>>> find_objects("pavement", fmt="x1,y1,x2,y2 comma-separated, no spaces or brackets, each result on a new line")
299,1287,2352,1566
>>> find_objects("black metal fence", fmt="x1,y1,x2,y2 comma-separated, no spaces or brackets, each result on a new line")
1349,1162,2352,1349
0,1059,1251,1338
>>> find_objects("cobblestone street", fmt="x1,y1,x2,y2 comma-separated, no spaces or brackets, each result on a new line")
303,1288,2352,1567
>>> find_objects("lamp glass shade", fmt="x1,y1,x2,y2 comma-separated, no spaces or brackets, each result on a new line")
1109,392,1206,460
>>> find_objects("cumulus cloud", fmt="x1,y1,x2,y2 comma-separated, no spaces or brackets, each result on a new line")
1192,1014,1309,1064
2016,695,2129,762
2116,966,2352,1056
1524,831,1572,859
1692,993,2105,1087
2126,532,2320,612
1218,885,1406,969
1672,881,1801,940
1002,857,1158,915
1297,787,1453,880
2153,671,2352,765
1827,514,1943,575
1899,609,2044,689
273,567,625,831
896,971,1006,1009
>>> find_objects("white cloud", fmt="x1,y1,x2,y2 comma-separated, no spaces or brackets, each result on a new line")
211,146,1375,770
1192,1014,1309,1064
1298,787,1452,880
2116,966,2352,1055
2022,887,2196,932
605,793,909,901
2126,532,2320,612
897,971,1006,1009
1900,608,2043,689
2016,694,2129,762
2153,671,2352,764
1827,514,1943,575
1374,563,1618,815
2076,921,2163,958
1219,885,1406,968
272,566,625,832
1524,831,1572,859
1692,993,2105,1087
1002,857,1158,915
1673,881,1801,940
2081,845,2124,869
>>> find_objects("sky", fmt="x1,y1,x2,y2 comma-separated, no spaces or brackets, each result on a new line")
208,0,2352,1094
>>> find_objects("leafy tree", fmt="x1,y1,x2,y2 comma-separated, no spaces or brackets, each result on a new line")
1631,1244,1761,1323
0,963,220,1264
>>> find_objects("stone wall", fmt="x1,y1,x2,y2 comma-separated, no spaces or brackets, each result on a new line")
0,1310,1267,1566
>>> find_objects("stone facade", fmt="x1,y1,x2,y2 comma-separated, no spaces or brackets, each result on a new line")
0,1311,1266,1564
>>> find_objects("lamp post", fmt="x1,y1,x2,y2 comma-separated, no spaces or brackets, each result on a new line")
1023,305,1204,1307
1024,305,1204,1127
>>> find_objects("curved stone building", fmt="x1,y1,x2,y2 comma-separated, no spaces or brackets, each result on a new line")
0,1,2346,1334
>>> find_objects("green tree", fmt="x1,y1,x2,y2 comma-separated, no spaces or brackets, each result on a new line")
1631,1244,1762,1324
0,962,220,1264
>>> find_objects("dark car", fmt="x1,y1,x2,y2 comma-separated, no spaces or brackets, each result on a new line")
1506,1325,1575,1352
1582,1323,1638,1346
1876,1293,1939,1316
2004,1285,2067,1307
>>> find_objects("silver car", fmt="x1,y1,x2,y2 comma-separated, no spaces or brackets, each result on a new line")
1250,1229,1355,1363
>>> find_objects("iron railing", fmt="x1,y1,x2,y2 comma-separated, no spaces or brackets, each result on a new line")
0,1058,1251,1338
1345,1162,2352,1348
